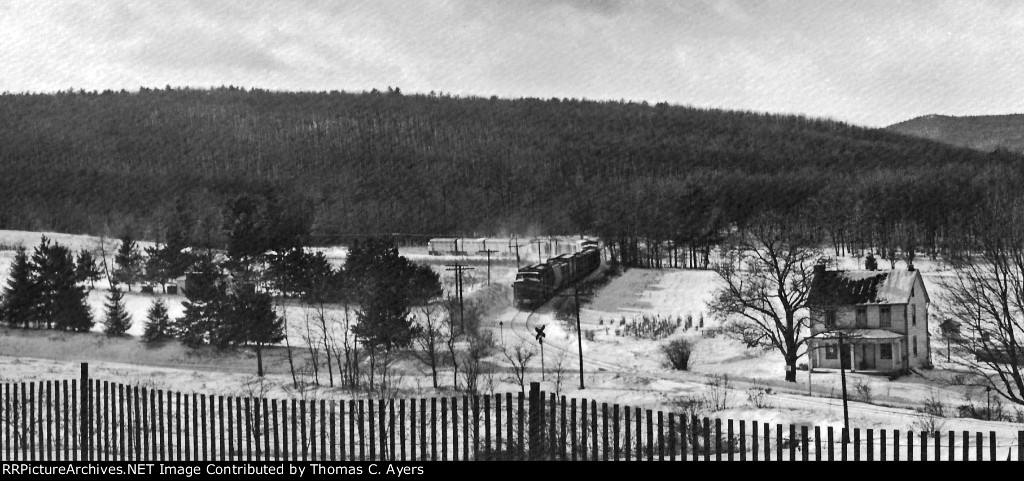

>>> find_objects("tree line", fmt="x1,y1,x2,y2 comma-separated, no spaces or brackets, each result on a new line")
1,87,1020,268
0,190,469,392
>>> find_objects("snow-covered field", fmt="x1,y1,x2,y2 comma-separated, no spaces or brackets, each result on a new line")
0,230,1022,443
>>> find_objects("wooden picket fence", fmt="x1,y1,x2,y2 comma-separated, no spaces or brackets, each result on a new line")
0,363,1021,461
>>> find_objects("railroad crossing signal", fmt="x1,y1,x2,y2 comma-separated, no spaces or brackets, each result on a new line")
536,325,546,381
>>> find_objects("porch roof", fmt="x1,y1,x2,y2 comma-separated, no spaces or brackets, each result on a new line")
813,329,902,341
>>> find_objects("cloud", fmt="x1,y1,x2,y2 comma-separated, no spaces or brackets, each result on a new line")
2,1,1024,126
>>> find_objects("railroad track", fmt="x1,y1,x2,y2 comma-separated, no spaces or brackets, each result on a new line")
503,299,633,375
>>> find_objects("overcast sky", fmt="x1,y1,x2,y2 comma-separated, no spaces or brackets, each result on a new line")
2,0,1022,127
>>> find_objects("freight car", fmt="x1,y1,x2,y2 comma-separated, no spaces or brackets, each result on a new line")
428,238,465,255
513,245,601,309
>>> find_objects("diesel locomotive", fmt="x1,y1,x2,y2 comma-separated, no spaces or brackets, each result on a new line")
513,243,601,309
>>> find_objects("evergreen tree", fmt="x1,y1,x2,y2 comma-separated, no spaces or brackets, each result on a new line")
142,298,172,343
346,238,441,388
1,246,35,328
30,237,93,331
228,290,285,376
75,249,102,288
102,287,132,336
175,256,227,348
112,233,144,291
143,244,172,292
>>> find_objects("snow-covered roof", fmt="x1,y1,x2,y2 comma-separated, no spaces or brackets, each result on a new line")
808,268,929,306
814,329,903,340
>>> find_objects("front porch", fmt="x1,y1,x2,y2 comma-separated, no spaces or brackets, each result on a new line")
809,330,905,374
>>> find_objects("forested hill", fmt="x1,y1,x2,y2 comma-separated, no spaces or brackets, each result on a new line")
887,114,1024,154
0,87,1020,257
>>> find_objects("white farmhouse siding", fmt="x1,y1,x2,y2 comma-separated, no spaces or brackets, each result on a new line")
807,267,931,374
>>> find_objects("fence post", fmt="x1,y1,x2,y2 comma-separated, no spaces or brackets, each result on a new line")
80,363,88,460
528,382,540,460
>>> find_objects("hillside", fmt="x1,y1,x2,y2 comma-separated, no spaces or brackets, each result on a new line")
887,113,1024,154
1,88,1021,258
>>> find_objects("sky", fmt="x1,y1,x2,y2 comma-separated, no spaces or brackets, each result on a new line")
2,0,1023,127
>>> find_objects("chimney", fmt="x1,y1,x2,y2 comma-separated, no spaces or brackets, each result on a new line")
907,261,915,272
814,262,826,276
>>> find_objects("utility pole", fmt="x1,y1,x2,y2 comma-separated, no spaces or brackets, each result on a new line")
838,333,850,443
512,237,526,268
553,283,586,389
445,263,475,331
482,249,499,286
574,283,584,389
530,239,546,265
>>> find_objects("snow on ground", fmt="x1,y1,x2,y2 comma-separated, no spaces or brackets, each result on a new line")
2,230,1023,442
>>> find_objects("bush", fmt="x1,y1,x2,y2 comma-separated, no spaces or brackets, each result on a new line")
853,379,873,403
663,338,695,370
746,386,772,409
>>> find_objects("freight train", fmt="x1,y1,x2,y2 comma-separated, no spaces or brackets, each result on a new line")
513,243,601,309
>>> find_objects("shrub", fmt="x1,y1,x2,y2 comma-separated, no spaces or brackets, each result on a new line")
705,374,731,411
853,379,873,403
663,338,694,370
583,330,596,342
746,387,772,409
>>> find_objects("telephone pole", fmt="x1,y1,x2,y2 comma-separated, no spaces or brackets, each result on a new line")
482,249,499,286
553,283,586,389
574,283,584,389
512,236,526,268
445,263,475,331
530,239,546,265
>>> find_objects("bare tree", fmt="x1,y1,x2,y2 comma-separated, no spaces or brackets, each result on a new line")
442,295,464,389
412,302,448,389
708,213,820,382
300,309,322,385
940,196,1024,405
502,343,536,394
461,332,495,395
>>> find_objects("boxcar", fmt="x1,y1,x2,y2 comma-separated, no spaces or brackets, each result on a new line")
428,238,461,255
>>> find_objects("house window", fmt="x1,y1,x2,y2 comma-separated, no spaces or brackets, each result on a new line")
856,307,867,328
912,304,917,326
880,306,891,328
911,285,915,298
825,310,837,328
880,344,893,360
913,336,918,356
825,344,838,359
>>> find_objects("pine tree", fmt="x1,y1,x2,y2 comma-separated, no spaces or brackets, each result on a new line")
142,298,172,343
75,249,102,288
229,290,284,376
102,287,132,336
1,246,35,328
31,237,93,332
112,233,144,291
175,256,227,348
143,244,171,292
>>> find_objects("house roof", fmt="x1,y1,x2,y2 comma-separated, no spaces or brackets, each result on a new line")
814,329,904,340
808,268,929,306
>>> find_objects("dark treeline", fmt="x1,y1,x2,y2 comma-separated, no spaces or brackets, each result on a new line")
1,87,1021,265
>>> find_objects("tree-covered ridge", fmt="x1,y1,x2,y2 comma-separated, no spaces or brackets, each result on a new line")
888,114,1024,155
0,87,1019,259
